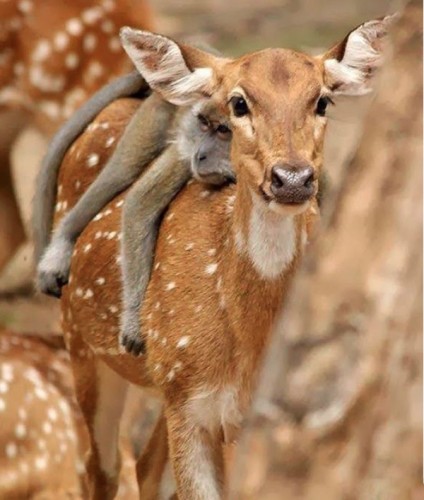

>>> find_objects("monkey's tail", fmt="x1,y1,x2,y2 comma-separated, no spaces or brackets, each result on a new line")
32,70,147,264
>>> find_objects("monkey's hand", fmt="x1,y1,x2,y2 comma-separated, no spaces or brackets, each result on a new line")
36,238,74,298
119,307,146,356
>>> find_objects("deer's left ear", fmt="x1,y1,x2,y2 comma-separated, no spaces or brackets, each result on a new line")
320,14,397,96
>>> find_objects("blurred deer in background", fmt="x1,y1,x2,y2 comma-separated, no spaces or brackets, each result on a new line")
0,328,147,499
51,17,393,499
0,0,154,292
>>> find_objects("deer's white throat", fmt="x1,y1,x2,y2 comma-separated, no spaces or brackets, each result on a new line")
236,192,297,279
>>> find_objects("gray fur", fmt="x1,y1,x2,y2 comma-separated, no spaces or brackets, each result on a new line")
36,92,176,297
33,70,146,265
119,106,234,355
120,146,191,355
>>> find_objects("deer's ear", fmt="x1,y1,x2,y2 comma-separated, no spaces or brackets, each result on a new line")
320,14,397,96
120,28,221,105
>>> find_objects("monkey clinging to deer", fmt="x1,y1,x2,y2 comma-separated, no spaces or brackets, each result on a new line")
34,59,235,356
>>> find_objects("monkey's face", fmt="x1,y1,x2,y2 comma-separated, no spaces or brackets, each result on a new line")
177,104,235,186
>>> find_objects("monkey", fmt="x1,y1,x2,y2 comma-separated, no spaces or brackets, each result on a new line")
33,70,234,356
120,103,233,355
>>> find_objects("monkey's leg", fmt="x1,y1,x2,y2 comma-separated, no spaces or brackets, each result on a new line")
120,147,191,355
33,71,146,264
37,94,176,298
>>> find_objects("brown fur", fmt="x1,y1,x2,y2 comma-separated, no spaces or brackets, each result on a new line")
57,43,328,498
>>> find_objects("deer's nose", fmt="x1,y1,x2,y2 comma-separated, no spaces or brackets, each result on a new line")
270,164,315,204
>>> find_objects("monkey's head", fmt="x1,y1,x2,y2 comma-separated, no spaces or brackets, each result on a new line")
177,103,235,186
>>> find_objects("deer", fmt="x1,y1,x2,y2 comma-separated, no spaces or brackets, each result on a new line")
0,0,153,289
0,327,155,498
52,16,393,499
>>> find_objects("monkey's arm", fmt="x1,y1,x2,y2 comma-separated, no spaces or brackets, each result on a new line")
33,70,146,264
37,93,176,298
120,145,191,355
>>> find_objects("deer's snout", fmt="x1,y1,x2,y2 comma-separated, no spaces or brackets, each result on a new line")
270,164,315,204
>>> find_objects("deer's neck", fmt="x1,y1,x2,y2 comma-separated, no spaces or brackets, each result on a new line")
220,180,303,349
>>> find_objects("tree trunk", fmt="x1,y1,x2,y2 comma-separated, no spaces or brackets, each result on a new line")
230,2,423,499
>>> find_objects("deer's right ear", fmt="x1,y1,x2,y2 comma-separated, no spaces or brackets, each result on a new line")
321,14,397,96
120,28,219,106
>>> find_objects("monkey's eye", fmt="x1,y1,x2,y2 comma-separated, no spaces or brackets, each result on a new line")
316,96,334,117
216,124,232,139
230,96,249,117
197,114,210,131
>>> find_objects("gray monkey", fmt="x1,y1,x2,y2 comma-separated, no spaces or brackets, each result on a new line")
33,70,234,356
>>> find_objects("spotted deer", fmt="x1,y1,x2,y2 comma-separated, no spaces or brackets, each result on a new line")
54,17,394,499
0,0,153,283
0,328,156,498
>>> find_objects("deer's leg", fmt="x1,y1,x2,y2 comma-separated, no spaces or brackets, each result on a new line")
136,410,176,499
166,405,225,500
70,346,129,500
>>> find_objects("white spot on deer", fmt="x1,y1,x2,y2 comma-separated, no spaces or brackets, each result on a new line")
93,212,103,221
15,423,27,439
40,101,61,119
107,231,117,240
207,248,216,256
54,32,69,51
177,336,190,349
35,387,48,400
205,263,218,275
66,18,83,36
161,338,167,346
95,231,102,239
2,364,13,382
105,136,115,147
165,282,176,291
35,455,48,470
18,0,33,14
76,288,84,297
75,180,81,190
43,421,52,434
83,289,94,300
6,442,18,459
154,364,162,372
166,212,175,221
115,200,124,208
0,381,8,394
29,66,65,92
65,52,79,70
200,190,211,198
85,61,105,82
108,36,121,52
166,370,175,382
86,153,100,168
82,7,103,25
104,208,112,216
185,243,194,251
101,19,115,33
116,256,122,265
48,408,58,422
195,305,203,313
154,302,160,311
108,305,118,314
83,33,97,52
95,277,106,285
84,243,92,253
32,40,51,62
154,262,160,270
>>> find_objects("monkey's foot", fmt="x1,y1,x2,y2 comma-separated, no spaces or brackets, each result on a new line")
119,311,146,356
36,238,74,298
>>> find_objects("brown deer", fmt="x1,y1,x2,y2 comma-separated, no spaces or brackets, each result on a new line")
55,17,393,499
0,327,149,498
0,0,153,284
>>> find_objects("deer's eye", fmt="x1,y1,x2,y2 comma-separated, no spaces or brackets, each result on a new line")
197,114,210,131
216,124,232,139
316,96,334,117
230,96,249,117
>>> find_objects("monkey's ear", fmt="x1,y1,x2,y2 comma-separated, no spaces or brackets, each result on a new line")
120,28,222,105
319,14,397,96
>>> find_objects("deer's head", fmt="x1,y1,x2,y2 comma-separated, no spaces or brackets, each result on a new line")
121,16,394,214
